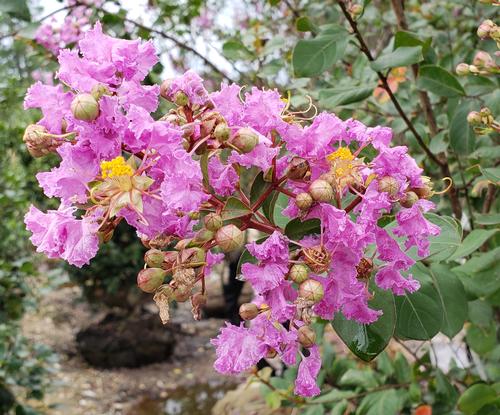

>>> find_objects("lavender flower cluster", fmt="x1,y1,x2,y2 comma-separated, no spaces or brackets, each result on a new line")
23,23,440,397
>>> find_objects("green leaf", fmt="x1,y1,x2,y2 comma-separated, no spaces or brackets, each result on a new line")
429,131,449,154
393,353,411,384
319,85,375,109
465,76,497,96
474,213,500,225
466,323,497,355
394,263,443,340
292,28,347,77
284,218,321,240
424,214,462,262
302,405,325,415
417,65,465,97
468,299,493,327
427,264,467,338
357,389,406,415
296,16,318,33
447,229,498,262
273,193,290,228
264,390,282,409
449,101,476,154
222,40,254,61
332,283,395,361
370,46,423,72
480,166,500,184
221,197,251,221
0,0,31,21
458,384,498,415
338,368,379,389
311,389,355,404
200,152,211,191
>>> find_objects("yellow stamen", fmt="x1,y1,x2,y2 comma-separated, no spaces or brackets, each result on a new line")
327,147,354,162
100,156,134,178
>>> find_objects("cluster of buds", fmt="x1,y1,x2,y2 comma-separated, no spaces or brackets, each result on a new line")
477,19,500,45
348,3,363,19
467,107,500,134
456,51,499,76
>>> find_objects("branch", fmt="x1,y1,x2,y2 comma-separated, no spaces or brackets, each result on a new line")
336,0,442,167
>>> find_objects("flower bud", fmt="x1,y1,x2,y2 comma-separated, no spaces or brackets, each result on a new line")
349,4,363,18
286,157,311,180
378,176,400,197
137,268,167,293
455,63,470,76
467,111,482,126
473,51,494,68
232,127,258,153
400,191,419,208
239,303,260,321
412,177,434,199
144,249,165,268
215,224,244,252
204,213,223,231
160,79,173,99
23,124,60,157
309,179,334,202
477,20,494,38
480,107,494,125
298,279,324,304
214,123,231,142
295,192,313,211
289,264,309,284
174,91,189,107
191,229,214,246
90,83,111,100
297,325,316,348
71,93,99,121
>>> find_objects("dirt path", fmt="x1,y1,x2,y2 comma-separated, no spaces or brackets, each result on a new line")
21,286,242,415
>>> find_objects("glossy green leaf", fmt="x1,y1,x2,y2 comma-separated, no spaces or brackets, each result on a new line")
319,85,375,109
370,46,423,72
427,264,467,338
458,384,498,415
447,229,498,262
394,263,443,340
332,283,395,361
284,218,321,240
273,193,290,228
222,40,254,60
424,214,462,262
417,65,465,97
449,101,476,154
296,16,317,33
474,213,500,225
221,197,251,221
292,27,346,77
339,368,379,389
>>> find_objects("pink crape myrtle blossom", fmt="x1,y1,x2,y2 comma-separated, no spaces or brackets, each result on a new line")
23,22,441,398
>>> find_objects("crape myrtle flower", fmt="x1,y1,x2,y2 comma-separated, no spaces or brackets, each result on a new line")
23,22,441,398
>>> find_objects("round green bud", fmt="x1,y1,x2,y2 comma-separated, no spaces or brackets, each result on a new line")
295,192,313,211
174,91,189,107
137,268,167,293
204,213,223,231
289,264,309,284
71,93,99,121
215,224,244,252
298,279,324,304
232,127,258,153
455,63,470,76
144,249,165,268
378,176,400,197
214,123,231,142
309,179,334,202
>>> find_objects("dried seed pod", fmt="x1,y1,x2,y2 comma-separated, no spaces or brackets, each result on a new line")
400,191,419,208
356,258,374,280
286,157,311,180
239,303,260,321
302,246,331,274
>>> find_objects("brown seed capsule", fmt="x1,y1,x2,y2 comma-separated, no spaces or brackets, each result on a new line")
137,268,167,293
172,283,192,302
309,179,334,202
214,123,231,142
173,268,197,287
378,176,400,197
286,157,311,180
239,303,260,321
297,325,317,348
400,191,419,208
71,93,99,121
303,245,331,274
356,258,374,280
215,224,244,252
231,127,258,153
295,192,313,211
289,264,309,284
144,249,166,268
191,292,207,321
204,213,223,231
298,279,324,304
23,124,60,157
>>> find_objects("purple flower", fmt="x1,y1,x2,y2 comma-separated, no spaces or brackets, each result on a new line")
24,82,73,134
210,83,244,125
24,204,100,267
208,157,238,196
242,87,286,135
373,145,423,188
375,266,420,296
246,231,289,262
36,143,99,203
229,141,279,171
167,70,210,106
211,323,267,374
393,200,440,257
294,346,321,397
241,262,288,294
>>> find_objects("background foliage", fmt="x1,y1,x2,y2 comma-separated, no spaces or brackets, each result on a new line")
0,0,498,414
